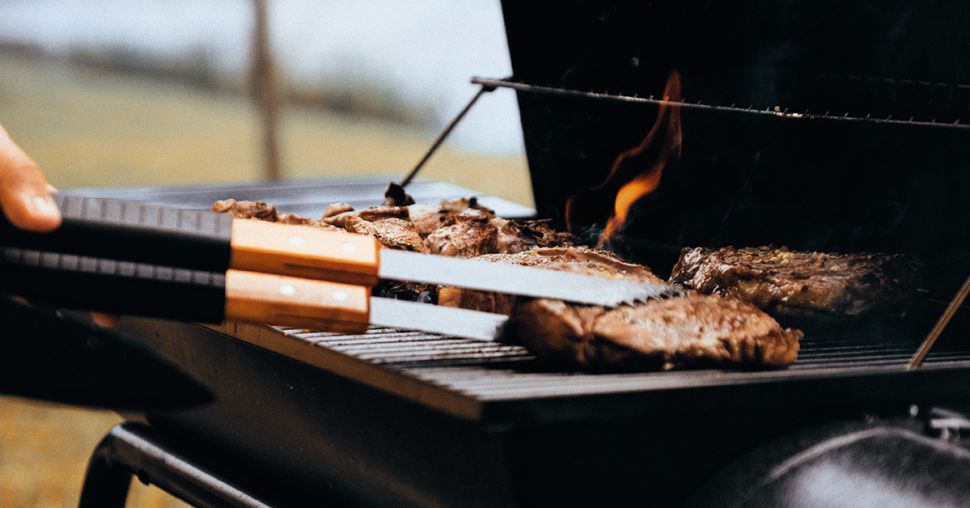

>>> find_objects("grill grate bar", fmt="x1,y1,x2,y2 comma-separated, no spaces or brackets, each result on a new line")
274,325,970,391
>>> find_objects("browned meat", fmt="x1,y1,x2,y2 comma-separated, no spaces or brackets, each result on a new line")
670,246,922,317
439,245,800,369
212,199,339,229
424,214,498,257
407,197,493,237
343,216,428,253
322,205,409,228
438,247,664,314
493,218,574,253
507,295,802,370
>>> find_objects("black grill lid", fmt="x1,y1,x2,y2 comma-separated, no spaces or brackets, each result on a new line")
500,0,970,300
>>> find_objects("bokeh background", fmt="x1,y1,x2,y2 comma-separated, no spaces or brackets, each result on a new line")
0,1,530,505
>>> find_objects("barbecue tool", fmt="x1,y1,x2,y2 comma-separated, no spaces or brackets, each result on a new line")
0,195,676,338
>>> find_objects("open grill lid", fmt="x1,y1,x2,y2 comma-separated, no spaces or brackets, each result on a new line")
498,1,970,306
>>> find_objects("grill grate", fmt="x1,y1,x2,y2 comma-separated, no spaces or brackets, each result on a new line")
81,178,970,423
219,322,970,420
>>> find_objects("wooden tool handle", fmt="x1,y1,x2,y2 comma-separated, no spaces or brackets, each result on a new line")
229,220,381,287
224,269,370,333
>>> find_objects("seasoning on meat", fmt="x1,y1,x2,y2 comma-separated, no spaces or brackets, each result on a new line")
670,246,922,317
440,246,800,370
507,295,802,370
212,199,338,229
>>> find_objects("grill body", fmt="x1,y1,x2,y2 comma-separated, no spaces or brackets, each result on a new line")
73,177,970,506
67,4,970,503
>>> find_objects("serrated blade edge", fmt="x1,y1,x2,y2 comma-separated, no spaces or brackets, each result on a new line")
378,249,676,307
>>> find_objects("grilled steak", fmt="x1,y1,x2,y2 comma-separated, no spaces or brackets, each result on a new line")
343,216,428,253
440,246,800,369
438,247,664,314
507,296,802,370
670,246,922,317
213,199,338,229
424,212,497,257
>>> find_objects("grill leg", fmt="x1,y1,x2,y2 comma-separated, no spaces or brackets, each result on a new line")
79,422,271,508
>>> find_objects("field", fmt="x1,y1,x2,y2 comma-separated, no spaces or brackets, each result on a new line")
0,52,531,507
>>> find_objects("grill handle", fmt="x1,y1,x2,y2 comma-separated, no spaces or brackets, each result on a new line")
0,248,228,322
0,195,233,273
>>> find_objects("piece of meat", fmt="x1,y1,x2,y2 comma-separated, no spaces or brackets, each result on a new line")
322,205,409,229
424,214,498,257
316,203,427,252
212,199,339,229
670,246,922,317
343,216,428,253
407,197,494,237
438,247,665,314
493,218,574,253
506,295,802,370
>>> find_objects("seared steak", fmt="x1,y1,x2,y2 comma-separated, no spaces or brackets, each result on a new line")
425,213,498,257
438,247,664,314
439,246,800,369
343,216,428,253
670,246,922,317
213,199,338,229
508,295,801,370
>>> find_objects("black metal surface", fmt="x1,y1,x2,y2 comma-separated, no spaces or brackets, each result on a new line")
0,298,210,410
79,423,273,508
0,247,227,322
687,413,970,508
79,177,970,423
0,195,233,272
118,317,970,507
500,1,970,304
67,176,969,506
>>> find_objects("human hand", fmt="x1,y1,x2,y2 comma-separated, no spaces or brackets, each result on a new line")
0,122,60,231
0,123,119,327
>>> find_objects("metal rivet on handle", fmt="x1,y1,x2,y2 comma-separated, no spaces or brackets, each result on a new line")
288,236,305,247
279,284,297,297
331,290,348,302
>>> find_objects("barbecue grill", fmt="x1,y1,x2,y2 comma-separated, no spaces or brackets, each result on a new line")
25,1,970,506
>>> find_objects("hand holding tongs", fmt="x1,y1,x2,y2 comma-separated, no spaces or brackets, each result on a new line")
0,195,676,339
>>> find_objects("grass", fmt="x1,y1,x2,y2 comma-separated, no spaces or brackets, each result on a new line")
0,51,532,507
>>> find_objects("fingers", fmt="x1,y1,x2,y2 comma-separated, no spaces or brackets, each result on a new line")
0,124,60,232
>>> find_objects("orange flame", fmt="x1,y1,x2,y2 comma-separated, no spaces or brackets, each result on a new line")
597,71,683,247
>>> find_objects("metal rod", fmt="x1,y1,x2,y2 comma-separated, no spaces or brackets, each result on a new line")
472,77,970,131
399,84,494,188
908,273,970,370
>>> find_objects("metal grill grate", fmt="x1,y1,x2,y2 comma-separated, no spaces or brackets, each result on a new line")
221,322,970,421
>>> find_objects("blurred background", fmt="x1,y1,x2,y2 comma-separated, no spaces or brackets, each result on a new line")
0,1,529,505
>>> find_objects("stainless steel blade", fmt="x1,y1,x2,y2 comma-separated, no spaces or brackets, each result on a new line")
378,249,680,307
370,298,507,341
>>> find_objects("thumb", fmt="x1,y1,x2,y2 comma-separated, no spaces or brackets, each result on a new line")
0,125,60,232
